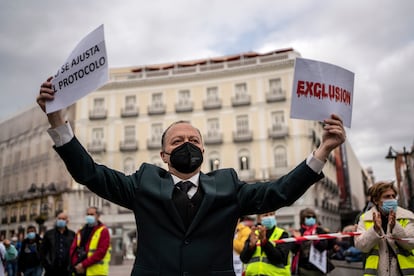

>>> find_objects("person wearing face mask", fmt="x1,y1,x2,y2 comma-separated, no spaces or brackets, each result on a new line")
355,181,414,276
290,208,335,275
39,211,75,276
240,212,291,276
69,207,111,276
17,225,43,276
37,78,346,275
233,215,256,276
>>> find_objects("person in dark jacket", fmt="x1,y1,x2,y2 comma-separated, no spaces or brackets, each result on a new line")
291,208,335,275
40,211,75,276
17,225,43,276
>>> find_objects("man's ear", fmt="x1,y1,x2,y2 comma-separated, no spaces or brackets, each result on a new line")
160,151,168,163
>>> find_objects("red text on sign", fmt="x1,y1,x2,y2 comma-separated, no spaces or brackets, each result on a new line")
296,80,351,105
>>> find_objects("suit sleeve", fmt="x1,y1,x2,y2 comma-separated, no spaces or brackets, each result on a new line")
237,161,323,214
54,137,136,209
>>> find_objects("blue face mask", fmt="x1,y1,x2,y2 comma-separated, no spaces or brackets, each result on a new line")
304,217,316,226
56,219,67,228
381,199,398,214
261,216,277,229
27,232,36,240
86,215,96,225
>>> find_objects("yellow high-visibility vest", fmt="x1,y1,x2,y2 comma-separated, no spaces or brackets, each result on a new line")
76,226,112,276
362,215,414,276
245,227,291,276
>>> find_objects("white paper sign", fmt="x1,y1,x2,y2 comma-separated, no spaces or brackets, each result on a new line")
309,243,327,274
46,24,108,114
290,57,354,128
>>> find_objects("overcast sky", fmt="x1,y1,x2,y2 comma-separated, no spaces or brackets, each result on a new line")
1,0,413,182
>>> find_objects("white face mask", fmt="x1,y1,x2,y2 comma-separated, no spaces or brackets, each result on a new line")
86,215,96,225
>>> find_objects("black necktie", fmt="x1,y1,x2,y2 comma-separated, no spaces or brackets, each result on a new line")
176,181,193,194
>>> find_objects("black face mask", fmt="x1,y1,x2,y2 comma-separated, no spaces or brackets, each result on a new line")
165,142,203,173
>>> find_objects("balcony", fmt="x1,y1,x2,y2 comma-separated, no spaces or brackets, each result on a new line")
148,104,166,115
121,106,139,118
231,94,251,107
204,132,223,145
147,138,161,150
237,169,256,181
175,101,194,113
268,124,289,139
89,108,107,120
233,130,253,143
87,140,106,153
19,214,27,222
266,89,286,102
119,140,138,152
10,216,17,223
202,98,222,110
1,217,7,224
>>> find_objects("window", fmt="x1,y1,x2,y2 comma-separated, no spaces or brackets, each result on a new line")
125,95,136,109
93,98,105,110
239,154,249,171
209,151,221,171
206,87,218,100
92,128,104,142
271,111,285,128
203,86,221,110
88,196,103,210
124,126,136,142
178,90,190,104
210,158,220,171
56,201,63,213
152,93,163,107
151,123,163,142
269,78,282,94
30,203,37,216
235,83,247,99
236,115,249,134
207,118,220,137
274,146,287,168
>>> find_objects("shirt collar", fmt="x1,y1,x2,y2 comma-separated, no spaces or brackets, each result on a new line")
171,172,200,187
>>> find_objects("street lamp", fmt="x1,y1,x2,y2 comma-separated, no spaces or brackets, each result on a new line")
27,183,57,233
385,146,414,212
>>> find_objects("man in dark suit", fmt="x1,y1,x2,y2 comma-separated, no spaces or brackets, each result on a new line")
37,77,346,275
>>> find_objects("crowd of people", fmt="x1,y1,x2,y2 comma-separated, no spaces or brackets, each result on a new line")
0,207,111,276
232,181,414,276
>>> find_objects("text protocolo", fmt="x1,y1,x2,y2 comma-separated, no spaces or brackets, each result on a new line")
46,24,108,114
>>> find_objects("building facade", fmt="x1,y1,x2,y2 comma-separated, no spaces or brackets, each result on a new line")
0,48,371,257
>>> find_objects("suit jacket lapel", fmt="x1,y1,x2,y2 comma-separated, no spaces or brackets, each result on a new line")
186,173,216,235
160,176,186,232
